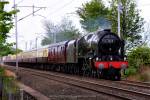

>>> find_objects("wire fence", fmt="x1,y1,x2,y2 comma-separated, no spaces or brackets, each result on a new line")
2,89,36,100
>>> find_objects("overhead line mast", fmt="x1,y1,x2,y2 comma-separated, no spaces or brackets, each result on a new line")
13,0,46,77
14,0,18,76
17,5,46,22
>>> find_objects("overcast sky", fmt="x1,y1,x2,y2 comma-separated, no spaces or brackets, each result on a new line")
5,0,150,50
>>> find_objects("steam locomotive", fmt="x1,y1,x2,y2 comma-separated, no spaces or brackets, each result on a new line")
2,29,128,80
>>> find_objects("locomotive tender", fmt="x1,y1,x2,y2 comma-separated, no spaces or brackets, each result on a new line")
2,29,128,80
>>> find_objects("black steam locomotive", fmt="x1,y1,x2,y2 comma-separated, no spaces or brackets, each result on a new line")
2,29,128,80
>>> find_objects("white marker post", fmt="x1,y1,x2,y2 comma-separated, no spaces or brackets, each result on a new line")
118,1,122,38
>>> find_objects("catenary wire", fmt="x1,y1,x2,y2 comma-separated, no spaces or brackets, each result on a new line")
46,0,75,16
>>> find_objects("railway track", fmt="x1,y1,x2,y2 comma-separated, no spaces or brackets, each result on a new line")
4,65,150,100
119,80,150,87
116,80,150,93
85,79,150,95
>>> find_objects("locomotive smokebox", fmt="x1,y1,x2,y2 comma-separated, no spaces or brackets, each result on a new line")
78,29,123,58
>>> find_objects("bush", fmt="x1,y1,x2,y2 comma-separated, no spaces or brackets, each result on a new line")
0,67,19,99
125,67,137,76
127,46,150,76
0,67,5,76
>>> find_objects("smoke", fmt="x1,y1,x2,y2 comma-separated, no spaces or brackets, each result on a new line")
81,16,111,32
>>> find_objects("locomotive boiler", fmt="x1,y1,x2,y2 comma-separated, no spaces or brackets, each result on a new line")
2,29,128,80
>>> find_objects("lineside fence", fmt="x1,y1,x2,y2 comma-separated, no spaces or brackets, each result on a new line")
0,66,36,100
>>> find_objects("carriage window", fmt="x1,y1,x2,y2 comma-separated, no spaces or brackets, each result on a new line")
61,47,63,55
54,49,55,55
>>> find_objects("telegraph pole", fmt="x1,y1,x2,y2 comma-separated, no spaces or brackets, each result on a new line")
30,40,32,50
25,42,27,51
35,37,38,57
53,32,56,43
53,26,56,43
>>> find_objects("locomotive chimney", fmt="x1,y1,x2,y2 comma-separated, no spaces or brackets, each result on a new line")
104,29,111,32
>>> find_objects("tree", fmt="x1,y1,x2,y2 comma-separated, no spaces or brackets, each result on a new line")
0,1,16,56
41,21,54,45
109,0,144,50
0,43,14,56
76,0,110,32
41,18,81,46
77,0,144,50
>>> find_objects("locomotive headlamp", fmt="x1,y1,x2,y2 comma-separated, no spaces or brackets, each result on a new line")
96,57,99,61
89,57,92,60
124,56,127,61
110,56,113,61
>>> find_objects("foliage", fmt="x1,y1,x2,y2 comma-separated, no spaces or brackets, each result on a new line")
41,37,52,46
77,0,144,50
0,1,16,56
109,0,144,50
3,76,18,94
125,67,137,76
42,18,81,46
126,46,150,76
0,67,5,76
0,67,19,99
76,0,110,32
0,43,15,56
